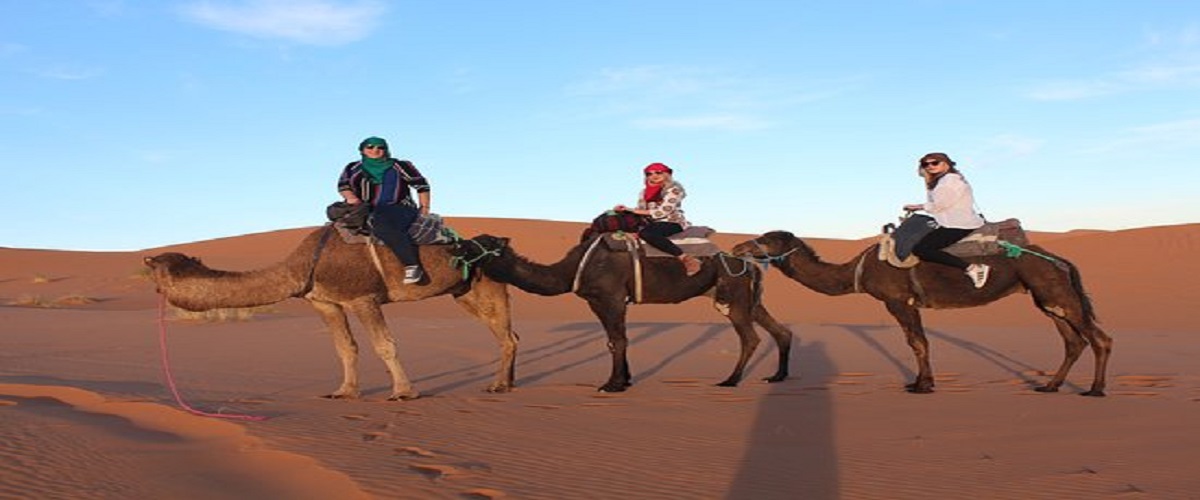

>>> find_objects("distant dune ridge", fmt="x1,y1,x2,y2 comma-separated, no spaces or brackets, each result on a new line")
2,218,1198,498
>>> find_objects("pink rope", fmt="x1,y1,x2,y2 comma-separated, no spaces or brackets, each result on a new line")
157,296,267,421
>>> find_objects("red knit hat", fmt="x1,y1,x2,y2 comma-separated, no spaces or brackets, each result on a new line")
643,162,673,174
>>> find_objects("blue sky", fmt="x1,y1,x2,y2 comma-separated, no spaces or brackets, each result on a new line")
2,1,1198,251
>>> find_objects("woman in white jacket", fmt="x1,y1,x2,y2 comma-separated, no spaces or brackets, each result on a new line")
902,152,990,288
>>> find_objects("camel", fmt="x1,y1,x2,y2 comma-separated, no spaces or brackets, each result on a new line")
143,225,518,401
732,231,1113,396
453,234,794,392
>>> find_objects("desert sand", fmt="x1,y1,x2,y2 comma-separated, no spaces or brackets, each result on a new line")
2,217,1198,499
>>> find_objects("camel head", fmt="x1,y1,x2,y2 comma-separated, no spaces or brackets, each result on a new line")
451,234,508,260
142,252,208,292
732,231,797,260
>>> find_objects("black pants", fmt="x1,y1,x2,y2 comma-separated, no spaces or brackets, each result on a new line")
370,204,420,267
912,227,973,270
639,222,684,256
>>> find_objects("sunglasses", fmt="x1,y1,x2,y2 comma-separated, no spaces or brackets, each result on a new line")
363,145,387,151
920,160,943,168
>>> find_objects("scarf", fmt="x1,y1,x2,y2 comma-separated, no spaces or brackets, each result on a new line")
360,157,393,184
643,182,665,204
358,136,392,184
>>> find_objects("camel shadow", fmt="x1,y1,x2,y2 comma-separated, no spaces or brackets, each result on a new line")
829,323,1070,391
413,328,599,395
725,340,838,499
515,321,680,387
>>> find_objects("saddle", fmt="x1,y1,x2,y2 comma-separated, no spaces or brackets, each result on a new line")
599,226,722,257
879,218,1030,268
325,201,457,246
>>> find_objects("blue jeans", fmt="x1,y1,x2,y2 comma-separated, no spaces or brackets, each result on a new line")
370,204,420,267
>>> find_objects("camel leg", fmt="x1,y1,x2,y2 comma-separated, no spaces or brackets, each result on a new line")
1078,324,1113,397
1033,302,1112,397
586,297,632,392
1034,316,1088,394
884,300,935,394
453,277,519,393
716,303,762,387
752,303,793,383
309,300,360,399
345,299,419,401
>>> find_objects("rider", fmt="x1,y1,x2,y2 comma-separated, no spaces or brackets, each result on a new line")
337,136,431,285
902,152,990,288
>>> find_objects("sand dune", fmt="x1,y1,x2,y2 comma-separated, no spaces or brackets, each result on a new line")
2,218,1198,498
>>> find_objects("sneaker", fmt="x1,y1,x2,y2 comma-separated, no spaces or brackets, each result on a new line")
679,255,702,276
966,263,990,289
403,265,424,285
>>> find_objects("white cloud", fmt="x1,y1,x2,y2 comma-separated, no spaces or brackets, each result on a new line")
33,66,103,80
1028,26,1200,101
633,114,768,132
1079,118,1200,154
0,43,27,57
566,65,842,131
179,0,386,46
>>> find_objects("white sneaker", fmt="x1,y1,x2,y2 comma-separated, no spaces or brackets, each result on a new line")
403,266,424,285
966,263,990,289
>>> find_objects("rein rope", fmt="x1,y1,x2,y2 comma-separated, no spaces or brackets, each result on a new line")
156,296,267,421
998,240,1058,262
450,238,502,281
736,239,801,270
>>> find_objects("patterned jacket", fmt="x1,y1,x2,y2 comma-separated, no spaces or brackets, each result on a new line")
337,159,430,208
636,181,689,227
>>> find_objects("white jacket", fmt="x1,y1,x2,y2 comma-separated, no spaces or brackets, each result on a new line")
920,173,984,229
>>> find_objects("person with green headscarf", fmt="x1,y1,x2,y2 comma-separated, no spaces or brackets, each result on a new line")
337,136,432,284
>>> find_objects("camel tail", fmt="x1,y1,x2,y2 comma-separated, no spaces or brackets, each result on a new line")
1050,253,1098,326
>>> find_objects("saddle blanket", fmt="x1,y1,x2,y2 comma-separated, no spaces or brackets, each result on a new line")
879,218,1029,268
600,226,722,258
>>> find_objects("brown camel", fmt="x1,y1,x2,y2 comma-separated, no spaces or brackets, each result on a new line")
143,226,518,401
453,234,794,392
732,231,1112,396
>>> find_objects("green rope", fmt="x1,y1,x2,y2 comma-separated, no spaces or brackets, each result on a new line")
449,238,501,281
998,240,1058,263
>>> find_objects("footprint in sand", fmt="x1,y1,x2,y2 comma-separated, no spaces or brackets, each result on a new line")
461,487,507,499
362,431,389,442
1111,391,1160,397
410,464,465,480
580,402,628,408
661,378,703,387
340,413,370,421
394,446,437,458
523,404,562,410
470,397,507,403
230,397,274,405
0,399,16,406
1115,375,1174,388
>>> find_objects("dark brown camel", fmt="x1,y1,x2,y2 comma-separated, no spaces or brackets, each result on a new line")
454,234,794,392
732,231,1112,396
144,226,518,401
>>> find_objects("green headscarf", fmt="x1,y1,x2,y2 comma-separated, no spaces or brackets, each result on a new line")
358,136,392,184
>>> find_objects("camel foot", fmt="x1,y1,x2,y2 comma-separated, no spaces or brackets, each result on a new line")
716,379,740,387
388,391,421,401
904,382,934,394
322,393,359,400
597,382,629,393
763,373,788,383
485,383,514,394
1079,389,1106,397
1034,385,1060,393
